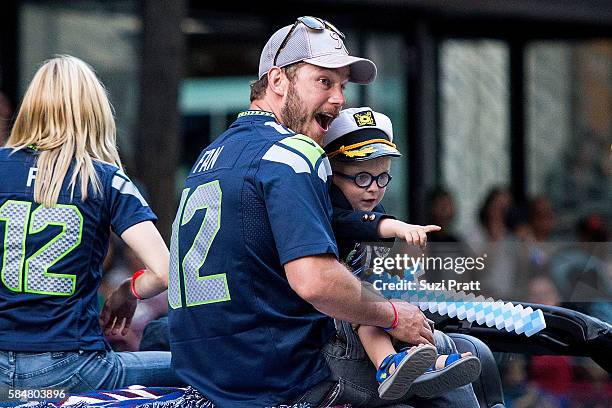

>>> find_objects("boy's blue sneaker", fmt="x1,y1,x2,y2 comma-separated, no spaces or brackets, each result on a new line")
376,344,437,400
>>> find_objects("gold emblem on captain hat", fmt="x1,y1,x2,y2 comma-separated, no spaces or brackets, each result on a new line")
353,111,376,127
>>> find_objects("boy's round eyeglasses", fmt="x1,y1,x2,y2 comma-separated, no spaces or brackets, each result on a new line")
334,171,392,188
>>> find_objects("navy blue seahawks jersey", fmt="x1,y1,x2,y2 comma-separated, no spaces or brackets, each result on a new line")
168,111,338,408
0,147,156,351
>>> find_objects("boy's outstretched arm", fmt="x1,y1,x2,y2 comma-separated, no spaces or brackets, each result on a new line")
378,218,441,248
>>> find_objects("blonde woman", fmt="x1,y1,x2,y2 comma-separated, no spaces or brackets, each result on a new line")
0,55,180,393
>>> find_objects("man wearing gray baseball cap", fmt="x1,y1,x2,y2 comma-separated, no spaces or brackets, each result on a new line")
249,16,377,145
169,16,478,408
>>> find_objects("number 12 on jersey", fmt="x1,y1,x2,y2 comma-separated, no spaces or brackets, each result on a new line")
168,180,230,309
0,200,82,296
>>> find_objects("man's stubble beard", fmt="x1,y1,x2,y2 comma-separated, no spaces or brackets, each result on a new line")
281,80,310,135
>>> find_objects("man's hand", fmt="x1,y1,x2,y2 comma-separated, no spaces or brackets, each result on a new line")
378,219,441,248
387,301,435,346
99,279,137,337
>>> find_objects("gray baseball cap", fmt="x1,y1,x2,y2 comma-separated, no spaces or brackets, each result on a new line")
258,18,377,84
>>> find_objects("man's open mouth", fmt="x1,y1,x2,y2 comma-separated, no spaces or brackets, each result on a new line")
315,113,335,131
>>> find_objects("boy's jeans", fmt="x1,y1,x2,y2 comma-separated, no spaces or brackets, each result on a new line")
293,322,480,408
0,348,182,399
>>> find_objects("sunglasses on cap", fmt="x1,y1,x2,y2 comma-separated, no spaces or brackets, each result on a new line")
334,171,392,189
273,16,346,66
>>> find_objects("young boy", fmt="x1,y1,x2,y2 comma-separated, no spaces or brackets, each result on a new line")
323,107,481,400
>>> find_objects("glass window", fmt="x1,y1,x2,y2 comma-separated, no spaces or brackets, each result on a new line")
178,76,250,179
362,34,409,221
20,1,140,165
440,40,510,236
526,41,612,236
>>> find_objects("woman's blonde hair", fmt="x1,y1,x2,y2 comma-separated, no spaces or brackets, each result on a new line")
7,55,122,206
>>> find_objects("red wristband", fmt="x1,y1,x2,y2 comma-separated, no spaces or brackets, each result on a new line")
383,301,399,332
130,269,146,300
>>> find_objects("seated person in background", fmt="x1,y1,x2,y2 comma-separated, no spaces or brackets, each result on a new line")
426,187,461,244
323,107,481,400
467,187,517,298
424,187,477,284
549,214,611,321
526,275,574,397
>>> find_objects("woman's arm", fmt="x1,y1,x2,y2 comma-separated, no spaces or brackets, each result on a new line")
99,221,169,336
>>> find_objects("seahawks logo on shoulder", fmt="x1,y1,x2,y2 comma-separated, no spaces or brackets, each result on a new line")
353,111,376,127
262,134,331,182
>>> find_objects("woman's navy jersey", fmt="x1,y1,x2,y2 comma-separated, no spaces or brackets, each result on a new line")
168,111,338,408
0,147,156,352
